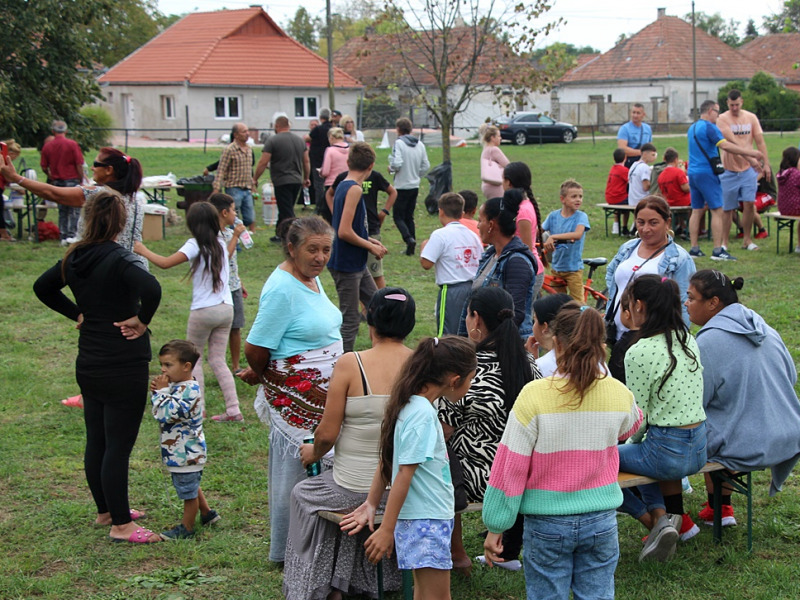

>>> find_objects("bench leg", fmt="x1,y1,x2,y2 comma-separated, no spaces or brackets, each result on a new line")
402,569,413,600
710,470,753,552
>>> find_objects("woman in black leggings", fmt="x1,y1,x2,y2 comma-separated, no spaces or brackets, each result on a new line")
34,190,162,543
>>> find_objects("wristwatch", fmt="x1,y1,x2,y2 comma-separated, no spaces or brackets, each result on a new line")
382,208,390,215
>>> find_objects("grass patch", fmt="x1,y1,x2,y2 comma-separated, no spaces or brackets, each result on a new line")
2,135,800,598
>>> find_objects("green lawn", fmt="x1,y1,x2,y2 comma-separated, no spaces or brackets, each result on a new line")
1,135,799,599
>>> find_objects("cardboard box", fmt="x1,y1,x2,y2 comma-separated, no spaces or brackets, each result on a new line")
142,213,164,241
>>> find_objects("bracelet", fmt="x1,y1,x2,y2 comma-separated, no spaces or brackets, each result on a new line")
16,176,25,185
382,208,390,215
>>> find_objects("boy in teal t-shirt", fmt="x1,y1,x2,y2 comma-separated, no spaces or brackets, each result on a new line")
543,179,591,303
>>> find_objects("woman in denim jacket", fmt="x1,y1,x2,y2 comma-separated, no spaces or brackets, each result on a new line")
459,190,538,339
606,196,695,342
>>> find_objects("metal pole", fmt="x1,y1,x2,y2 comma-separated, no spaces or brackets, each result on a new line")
692,1,697,119
185,105,190,142
327,0,335,109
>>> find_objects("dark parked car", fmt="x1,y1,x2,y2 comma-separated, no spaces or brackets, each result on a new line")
494,112,578,145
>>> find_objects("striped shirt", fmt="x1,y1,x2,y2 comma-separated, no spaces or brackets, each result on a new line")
216,142,253,190
483,375,642,533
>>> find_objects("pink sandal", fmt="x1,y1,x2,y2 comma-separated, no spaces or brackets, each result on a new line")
110,527,161,544
61,395,83,409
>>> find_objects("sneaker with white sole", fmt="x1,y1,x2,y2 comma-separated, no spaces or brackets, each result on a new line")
677,513,700,541
698,501,737,526
689,247,706,258
475,555,522,571
639,514,678,562
711,248,737,261
201,509,221,526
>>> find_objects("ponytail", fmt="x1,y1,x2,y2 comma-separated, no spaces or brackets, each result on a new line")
551,302,607,405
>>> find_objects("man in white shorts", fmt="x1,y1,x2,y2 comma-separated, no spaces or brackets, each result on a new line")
716,89,770,252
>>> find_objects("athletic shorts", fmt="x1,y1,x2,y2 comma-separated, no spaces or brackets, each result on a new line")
720,168,758,211
689,172,723,210
231,287,245,329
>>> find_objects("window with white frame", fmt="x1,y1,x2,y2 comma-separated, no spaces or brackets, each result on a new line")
215,96,241,119
294,96,318,118
161,95,175,119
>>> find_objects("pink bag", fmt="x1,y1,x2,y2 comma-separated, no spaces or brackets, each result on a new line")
481,156,504,186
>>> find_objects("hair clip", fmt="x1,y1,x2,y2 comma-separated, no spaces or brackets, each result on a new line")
661,276,668,282
122,154,131,163
385,293,407,301
580,305,590,312
433,337,439,347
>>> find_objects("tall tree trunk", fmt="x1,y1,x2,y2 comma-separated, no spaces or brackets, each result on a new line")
439,92,451,163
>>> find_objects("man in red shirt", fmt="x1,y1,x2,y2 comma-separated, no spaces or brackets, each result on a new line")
40,120,84,245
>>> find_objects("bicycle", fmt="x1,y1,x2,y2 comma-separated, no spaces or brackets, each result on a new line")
540,257,609,311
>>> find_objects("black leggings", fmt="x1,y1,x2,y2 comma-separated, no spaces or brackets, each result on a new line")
77,368,148,525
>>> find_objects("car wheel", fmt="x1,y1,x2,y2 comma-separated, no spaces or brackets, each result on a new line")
562,130,574,144
514,131,527,146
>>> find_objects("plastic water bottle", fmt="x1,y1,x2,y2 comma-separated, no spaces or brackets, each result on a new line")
235,217,254,249
303,434,321,477
303,187,310,206
261,183,277,225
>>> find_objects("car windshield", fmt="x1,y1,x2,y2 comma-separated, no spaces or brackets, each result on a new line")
494,115,512,124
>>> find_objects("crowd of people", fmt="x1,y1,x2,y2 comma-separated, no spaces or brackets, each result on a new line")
3,107,800,600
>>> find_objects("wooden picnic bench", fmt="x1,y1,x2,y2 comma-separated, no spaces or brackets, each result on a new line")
762,213,800,254
318,464,753,598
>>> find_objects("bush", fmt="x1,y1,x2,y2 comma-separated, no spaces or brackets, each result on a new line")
359,94,400,129
718,72,800,131
73,105,115,150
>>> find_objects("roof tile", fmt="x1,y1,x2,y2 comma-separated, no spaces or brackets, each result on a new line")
740,34,800,83
99,8,360,89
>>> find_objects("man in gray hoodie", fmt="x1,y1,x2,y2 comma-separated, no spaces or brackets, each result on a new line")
388,117,429,255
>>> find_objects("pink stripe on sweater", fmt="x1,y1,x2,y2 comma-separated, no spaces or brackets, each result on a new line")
489,445,622,496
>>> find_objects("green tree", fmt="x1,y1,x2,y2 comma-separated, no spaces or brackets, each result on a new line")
285,7,321,51
743,18,759,42
370,0,561,162
1,0,108,148
88,0,165,67
685,11,741,46
718,73,800,131
763,0,800,32
531,43,600,80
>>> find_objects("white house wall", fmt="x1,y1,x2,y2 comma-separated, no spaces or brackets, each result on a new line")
96,84,360,140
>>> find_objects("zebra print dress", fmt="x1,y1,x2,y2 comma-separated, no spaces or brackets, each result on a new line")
439,350,541,502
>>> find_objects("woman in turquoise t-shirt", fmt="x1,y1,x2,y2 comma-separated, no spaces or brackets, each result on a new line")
238,216,343,564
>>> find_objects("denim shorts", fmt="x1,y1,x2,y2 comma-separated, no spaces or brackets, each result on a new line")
394,518,454,570
171,470,202,500
231,287,245,329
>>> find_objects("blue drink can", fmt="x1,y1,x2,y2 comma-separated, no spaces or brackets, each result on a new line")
304,435,321,477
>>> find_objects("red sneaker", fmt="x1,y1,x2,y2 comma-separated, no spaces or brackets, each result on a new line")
698,501,736,526
736,231,744,239
678,513,699,541
755,229,769,239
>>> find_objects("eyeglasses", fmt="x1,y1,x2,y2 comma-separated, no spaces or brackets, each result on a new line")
93,160,110,168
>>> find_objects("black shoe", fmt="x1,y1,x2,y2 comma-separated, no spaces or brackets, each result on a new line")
621,227,629,236
270,235,281,243
405,237,416,256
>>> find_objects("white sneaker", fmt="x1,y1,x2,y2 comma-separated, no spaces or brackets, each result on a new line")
612,223,620,235
475,555,522,571
794,246,800,254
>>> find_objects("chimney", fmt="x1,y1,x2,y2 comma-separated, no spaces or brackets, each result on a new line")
657,8,666,19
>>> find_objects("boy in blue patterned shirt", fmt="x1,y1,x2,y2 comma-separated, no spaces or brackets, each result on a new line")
151,339,221,540
542,179,591,303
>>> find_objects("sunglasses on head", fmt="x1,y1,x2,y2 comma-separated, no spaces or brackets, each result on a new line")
93,160,110,168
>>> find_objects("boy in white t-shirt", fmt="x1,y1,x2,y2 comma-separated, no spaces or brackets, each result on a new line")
420,192,483,335
627,142,658,210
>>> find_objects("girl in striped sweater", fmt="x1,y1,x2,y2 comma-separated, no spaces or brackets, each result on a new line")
483,303,642,600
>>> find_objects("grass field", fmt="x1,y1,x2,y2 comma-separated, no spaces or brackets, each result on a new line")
2,135,800,599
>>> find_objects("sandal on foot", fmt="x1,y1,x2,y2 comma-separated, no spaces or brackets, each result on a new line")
211,413,244,422
110,527,160,544
61,395,83,408
129,509,146,521
744,242,759,251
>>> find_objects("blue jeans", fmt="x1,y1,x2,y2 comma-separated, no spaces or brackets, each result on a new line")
618,424,707,518
523,510,618,600
226,186,254,227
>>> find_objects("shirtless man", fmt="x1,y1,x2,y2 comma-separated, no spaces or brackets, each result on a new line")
716,89,770,251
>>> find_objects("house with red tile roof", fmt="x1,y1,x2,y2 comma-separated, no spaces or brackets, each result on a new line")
739,34,800,92
334,27,551,138
553,9,774,127
97,8,362,140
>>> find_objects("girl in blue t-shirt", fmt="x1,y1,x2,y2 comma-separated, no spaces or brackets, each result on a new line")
341,336,476,599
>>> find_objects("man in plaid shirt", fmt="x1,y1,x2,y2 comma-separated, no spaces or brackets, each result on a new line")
214,122,255,232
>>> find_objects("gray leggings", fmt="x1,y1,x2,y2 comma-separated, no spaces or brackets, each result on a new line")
186,302,240,416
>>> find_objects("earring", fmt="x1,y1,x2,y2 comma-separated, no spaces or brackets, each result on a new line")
468,327,482,341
